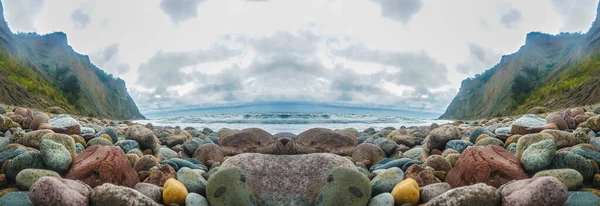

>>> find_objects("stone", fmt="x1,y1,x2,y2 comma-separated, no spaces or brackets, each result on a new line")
403,147,424,161
183,139,201,156
186,193,209,206
125,125,159,151
316,166,371,206
115,140,140,153
521,139,556,173
387,130,419,147
0,146,26,166
405,164,440,187
144,165,176,187
157,147,178,161
370,167,404,196
564,192,600,206
504,135,522,148
0,191,33,206
533,169,584,190
368,193,393,206
501,176,568,206
218,128,282,155
29,113,49,131
541,129,582,149
445,153,460,166
546,113,568,130
134,182,162,203
391,178,419,205
87,137,113,146
18,129,53,148
294,128,357,155
66,145,139,188
515,133,555,159
177,167,207,195
419,182,451,204
134,155,160,172
571,146,600,166
424,183,500,206
446,145,528,188
511,114,548,135
193,143,224,165
41,133,77,159
40,139,72,173
423,155,452,172
469,127,496,143
5,151,46,180
48,114,81,135
218,153,356,205
126,153,140,167
423,125,461,155
29,176,92,206
444,140,472,153
15,169,60,190
90,183,160,206
375,139,399,157
163,178,188,205
550,151,594,181
95,127,118,143
475,137,504,147
352,143,386,164
370,158,414,171
205,166,257,206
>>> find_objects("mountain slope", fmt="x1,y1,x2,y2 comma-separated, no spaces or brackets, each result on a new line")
0,1,144,119
440,3,600,120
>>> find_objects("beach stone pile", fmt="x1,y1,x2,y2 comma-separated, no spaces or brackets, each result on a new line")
1,106,600,205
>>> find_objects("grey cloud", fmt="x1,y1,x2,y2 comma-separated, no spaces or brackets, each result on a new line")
332,44,450,88
91,43,120,67
116,64,131,74
3,0,44,32
133,31,451,113
500,8,521,29
552,0,597,32
371,0,423,23
456,43,501,75
159,0,205,24
71,9,91,29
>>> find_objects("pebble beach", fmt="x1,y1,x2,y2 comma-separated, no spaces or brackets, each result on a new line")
0,105,600,205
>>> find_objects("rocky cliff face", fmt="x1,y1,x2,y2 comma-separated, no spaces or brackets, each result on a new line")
440,3,600,120
0,1,144,119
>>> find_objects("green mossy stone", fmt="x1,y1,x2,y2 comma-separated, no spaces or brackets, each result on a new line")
206,166,256,206
316,166,371,206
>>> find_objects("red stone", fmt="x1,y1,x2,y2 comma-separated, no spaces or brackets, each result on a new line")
405,164,441,187
143,164,176,187
446,145,527,188
66,145,139,188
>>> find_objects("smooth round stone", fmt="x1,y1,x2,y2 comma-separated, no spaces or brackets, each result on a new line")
403,147,424,161
391,178,419,206
75,143,84,154
80,127,95,135
550,151,594,180
48,114,80,128
95,127,118,143
571,146,600,166
0,146,26,165
419,182,451,203
29,176,92,206
423,155,452,172
0,191,33,206
134,183,163,203
40,139,72,173
186,193,209,206
371,168,404,196
15,169,60,190
424,183,500,206
6,151,46,180
177,167,207,195
469,128,496,143
163,178,188,206
87,137,113,146
507,143,517,154
368,193,394,206
158,147,178,161
445,140,472,153
564,192,600,206
91,183,160,206
533,169,584,190
316,166,371,206
475,138,504,147
495,127,511,135
115,140,140,153
521,139,556,173
206,166,257,205
501,176,568,206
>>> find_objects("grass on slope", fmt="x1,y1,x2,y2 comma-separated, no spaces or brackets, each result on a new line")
0,51,74,111
517,53,600,111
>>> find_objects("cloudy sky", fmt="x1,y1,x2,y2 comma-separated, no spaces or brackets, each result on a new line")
3,0,599,115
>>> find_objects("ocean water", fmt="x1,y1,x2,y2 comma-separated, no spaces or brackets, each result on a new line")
136,112,449,134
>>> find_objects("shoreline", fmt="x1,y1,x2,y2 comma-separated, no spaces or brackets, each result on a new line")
0,104,599,205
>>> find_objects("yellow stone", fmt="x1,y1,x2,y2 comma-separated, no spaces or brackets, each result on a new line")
476,134,491,143
391,178,420,206
163,178,188,205
99,134,113,144
504,135,522,148
71,135,87,147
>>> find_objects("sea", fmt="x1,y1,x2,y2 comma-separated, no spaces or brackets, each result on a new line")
135,103,450,134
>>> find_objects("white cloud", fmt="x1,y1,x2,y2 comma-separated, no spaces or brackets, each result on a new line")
71,8,91,29
3,0,45,32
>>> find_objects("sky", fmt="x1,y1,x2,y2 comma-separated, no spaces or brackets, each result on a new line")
2,0,599,116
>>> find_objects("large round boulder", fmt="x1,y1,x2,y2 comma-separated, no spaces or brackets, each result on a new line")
219,128,282,155
29,176,92,206
294,128,357,155
125,125,159,152
217,153,356,205
66,145,139,188
423,125,461,155
424,183,501,206
500,176,568,206
446,145,527,188
91,183,160,206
